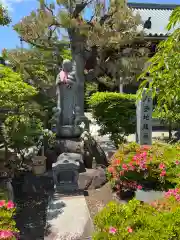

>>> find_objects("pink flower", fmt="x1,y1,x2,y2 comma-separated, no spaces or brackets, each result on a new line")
7,200,14,209
175,195,180,201
0,230,13,239
128,162,133,166
165,188,180,201
132,155,138,161
122,164,128,171
127,227,133,233
160,170,166,177
109,226,117,234
137,185,142,190
0,200,5,208
159,163,165,170
175,160,180,165
165,192,171,198
141,152,147,158
108,167,114,173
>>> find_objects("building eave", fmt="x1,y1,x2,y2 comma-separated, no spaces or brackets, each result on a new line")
128,2,179,10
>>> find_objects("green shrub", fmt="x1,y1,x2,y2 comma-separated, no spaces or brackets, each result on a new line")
84,82,98,110
107,142,180,192
0,200,19,239
88,92,136,147
93,196,180,240
2,115,43,162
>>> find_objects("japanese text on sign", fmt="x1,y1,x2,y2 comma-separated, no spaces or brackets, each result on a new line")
136,89,152,145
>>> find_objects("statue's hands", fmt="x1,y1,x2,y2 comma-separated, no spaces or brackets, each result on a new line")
66,79,73,84
66,79,74,88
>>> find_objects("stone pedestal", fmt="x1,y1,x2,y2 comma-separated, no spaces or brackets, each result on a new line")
52,153,81,192
58,125,81,138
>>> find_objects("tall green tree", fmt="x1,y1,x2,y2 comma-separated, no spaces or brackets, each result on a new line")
138,7,180,107
138,7,180,139
13,0,146,110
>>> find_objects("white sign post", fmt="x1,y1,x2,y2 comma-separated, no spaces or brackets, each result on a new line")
136,88,152,145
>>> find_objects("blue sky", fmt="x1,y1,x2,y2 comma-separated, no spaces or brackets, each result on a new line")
0,0,180,53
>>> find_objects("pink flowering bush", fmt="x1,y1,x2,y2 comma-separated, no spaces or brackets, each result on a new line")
93,196,180,240
0,200,19,239
107,142,180,193
93,192,180,240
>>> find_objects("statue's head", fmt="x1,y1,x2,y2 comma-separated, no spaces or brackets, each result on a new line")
62,59,72,73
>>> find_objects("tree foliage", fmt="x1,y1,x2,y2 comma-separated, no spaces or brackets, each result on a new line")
0,65,44,163
3,44,71,90
3,115,43,155
138,7,180,137
138,7,180,107
0,65,37,109
12,0,147,84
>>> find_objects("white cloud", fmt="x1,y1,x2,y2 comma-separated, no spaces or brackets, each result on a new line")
0,0,32,11
0,0,13,11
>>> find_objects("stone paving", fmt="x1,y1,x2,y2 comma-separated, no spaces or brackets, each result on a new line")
45,193,94,240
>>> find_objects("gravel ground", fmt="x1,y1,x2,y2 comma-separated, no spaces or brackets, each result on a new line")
85,183,113,220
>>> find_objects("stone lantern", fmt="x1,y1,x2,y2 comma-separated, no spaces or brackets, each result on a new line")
52,153,81,192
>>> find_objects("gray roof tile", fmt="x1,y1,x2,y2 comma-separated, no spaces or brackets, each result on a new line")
128,3,180,37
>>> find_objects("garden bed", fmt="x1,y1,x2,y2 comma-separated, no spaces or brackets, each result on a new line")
85,183,166,220
86,142,180,230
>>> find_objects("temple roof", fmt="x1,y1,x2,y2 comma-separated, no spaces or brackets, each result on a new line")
128,2,180,37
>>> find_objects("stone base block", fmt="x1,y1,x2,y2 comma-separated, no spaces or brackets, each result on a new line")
56,183,79,193
58,125,82,138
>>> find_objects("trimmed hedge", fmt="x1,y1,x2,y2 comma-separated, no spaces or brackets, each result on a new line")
88,92,136,147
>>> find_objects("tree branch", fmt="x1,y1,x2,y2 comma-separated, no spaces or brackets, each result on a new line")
21,36,69,50
73,0,94,18
85,64,105,82
85,69,97,82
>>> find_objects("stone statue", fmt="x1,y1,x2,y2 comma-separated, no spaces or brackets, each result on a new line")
56,59,81,137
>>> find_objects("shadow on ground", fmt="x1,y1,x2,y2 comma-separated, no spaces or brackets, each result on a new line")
12,172,60,240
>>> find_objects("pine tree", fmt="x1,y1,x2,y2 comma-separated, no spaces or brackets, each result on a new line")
13,0,146,106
